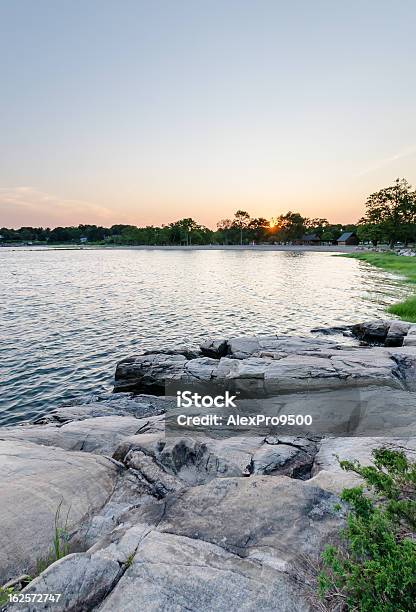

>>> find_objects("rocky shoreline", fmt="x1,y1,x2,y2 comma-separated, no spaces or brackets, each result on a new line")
1,321,416,611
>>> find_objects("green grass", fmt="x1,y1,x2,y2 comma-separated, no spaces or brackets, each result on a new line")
342,252,416,322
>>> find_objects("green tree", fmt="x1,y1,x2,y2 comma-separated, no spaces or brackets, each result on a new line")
233,210,251,245
248,217,270,243
272,211,306,242
361,178,416,247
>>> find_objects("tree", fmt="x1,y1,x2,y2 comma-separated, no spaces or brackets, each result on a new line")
271,211,306,242
361,178,416,247
247,217,270,243
305,218,330,237
215,219,233,244
232,210,251,245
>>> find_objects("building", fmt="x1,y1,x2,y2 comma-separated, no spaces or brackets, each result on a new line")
79,236,88,244
337,231,359,246
297,233,321,245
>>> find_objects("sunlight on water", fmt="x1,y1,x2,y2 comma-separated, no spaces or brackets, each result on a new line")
0,248,410,424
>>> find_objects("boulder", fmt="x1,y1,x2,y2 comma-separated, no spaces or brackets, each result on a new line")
403,325,416,347
385,321,412,347
114,353,188,393
200,337,229,358
351,320,391,343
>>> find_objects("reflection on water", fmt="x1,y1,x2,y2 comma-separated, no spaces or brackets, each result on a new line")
0,248,410,424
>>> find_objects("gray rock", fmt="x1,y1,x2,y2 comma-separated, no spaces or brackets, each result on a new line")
16,476,340,612
200,337,229,358
385,321,411,347
310,436,416,493
114,338,408,397
114,353,187,393
0,440,121,582
99,530,311,612
0,416,149,455
351,320,391,343
113,435,258,485
13,553,122,612
33,394,169,425
159,476,342,564
403,326,416,346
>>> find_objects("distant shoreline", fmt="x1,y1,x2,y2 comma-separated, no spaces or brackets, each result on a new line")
2,244,362,253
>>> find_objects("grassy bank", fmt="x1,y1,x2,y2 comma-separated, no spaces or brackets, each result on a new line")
342,252,416,322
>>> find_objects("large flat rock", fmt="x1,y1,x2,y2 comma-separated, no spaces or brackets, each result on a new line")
15,476,341,612
0,416,146,455
0,440,120,582
114,337,416,395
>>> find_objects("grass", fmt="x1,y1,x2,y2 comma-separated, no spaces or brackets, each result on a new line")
35,501,71,575
0,501,72,606
342,252,416,322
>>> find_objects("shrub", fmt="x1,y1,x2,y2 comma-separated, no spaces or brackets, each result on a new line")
318,448,416,611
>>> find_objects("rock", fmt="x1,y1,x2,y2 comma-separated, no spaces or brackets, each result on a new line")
21,476,340,612
254,436,319,479
99,530,311,612
143,346,201,360
310,436,416,493
0,416,151,455
158,476,342,564
114,342,406,397
403,325,416,346
391,348,416,391
200,337,229,358
226,335,340,359
13,553,123,612
114,353,188,393
0,440,121,581
351,320,391,343
385,321,411,347
311,325,353,336
32,393,169,425
114,435,258,485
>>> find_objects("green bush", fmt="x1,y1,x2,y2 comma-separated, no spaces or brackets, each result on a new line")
318,448,416,611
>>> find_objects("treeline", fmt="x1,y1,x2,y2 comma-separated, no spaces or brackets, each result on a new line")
1,178,416,246
0,215,354,246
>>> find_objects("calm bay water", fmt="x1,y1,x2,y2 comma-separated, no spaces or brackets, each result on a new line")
0,247,409,425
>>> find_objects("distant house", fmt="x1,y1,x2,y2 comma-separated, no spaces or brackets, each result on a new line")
337,231,359,246
79,236,88,244
296,233,321,245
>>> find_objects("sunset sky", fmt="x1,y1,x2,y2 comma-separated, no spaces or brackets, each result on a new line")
1,0,416,229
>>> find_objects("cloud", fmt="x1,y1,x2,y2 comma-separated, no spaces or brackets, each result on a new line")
356,146,416,178
0,186,119,228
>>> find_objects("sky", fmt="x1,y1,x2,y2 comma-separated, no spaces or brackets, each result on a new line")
1,0,416,229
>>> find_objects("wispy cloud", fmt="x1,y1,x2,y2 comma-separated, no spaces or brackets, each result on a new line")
0,186,118,227
356,146,416,178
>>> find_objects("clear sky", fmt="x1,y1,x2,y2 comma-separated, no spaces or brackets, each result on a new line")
1,0,416,229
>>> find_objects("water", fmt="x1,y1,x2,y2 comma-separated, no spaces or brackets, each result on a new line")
0,247,410,425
